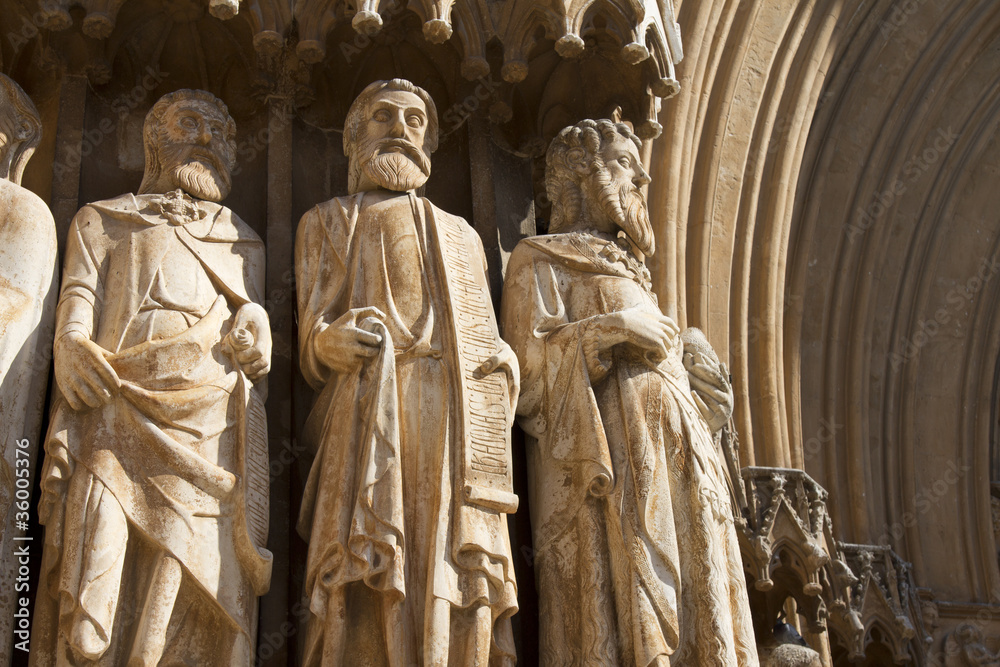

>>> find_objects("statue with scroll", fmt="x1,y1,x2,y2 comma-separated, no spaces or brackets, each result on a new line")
501,119,759,666
295,78,519,666
0,73,58,663
31,89,272,666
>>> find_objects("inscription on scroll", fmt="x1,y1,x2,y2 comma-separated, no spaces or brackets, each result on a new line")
435,211,515,510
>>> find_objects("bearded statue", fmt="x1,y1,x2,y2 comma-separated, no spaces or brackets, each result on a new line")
294,78,519,666
30,89,272,666
501,118,759,666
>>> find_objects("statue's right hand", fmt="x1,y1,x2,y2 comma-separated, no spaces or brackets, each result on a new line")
599,308,680,362
314,307,387,372
53,332,121,411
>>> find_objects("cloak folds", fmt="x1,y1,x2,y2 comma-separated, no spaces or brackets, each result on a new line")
0,181,57,662
502,233,758,667
295,193,517,666
31,194,270,666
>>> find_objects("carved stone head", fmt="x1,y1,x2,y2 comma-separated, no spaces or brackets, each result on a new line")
545,119,654,256
138,89,237,202
343,79,439,195
0,74,42,185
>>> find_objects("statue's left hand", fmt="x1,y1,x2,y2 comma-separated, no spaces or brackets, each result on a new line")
227,303,272,382
477,343,520,415
687,360,734,433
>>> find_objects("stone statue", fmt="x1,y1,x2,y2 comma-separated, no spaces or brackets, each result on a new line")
0,74,58,663
500,119,759,666
295,78,519,666
31,89,272,666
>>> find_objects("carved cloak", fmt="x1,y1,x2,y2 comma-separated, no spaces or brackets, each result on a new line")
295,192,517,666
501,233,758,667
0,180,57,662
31,194,270,666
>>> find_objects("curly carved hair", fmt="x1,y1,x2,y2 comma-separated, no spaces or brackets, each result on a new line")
0,74,42,184
545,119,641,233
138,89,237,195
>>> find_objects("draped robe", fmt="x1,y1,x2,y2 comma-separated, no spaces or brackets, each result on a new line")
295,192,517,667
501,232,758,667
0,180,57,662
30,193,271,666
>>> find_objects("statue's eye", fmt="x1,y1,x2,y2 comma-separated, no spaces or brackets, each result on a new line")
180,116,198,130
618,156,631,168
406,114,423,127
373,109,391,122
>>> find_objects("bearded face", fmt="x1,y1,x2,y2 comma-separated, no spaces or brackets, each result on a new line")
586,155,655,256
356,135,431,193
347,88,433,194
147,101,235,202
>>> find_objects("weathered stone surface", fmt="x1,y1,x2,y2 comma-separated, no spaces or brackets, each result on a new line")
294,79,519,666
29,89,272,666
943,623,1000,667
0,73,57,666
758,642,823,667
5,0,1000,661
501,118,757,665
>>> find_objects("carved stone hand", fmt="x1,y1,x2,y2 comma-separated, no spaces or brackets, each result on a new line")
477,341,520,414
53,331,121,411
314,306,387,373
686,358,734,432
590,307,680,362
226,302,272,382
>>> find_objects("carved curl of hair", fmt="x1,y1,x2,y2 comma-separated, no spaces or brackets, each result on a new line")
138,89,237,195
0,74,42,184
545,119,641,233
343,78,440,158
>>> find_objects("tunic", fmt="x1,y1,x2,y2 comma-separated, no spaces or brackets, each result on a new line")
30,193,270,666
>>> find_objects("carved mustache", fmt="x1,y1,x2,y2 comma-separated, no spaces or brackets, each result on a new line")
184,148,227,175
368,138,431,175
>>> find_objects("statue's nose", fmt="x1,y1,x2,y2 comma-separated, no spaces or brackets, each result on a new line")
388,112,406,138
196,124,213,145
634,165,651,187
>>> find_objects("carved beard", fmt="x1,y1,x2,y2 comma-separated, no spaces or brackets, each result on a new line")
162,144,231,202
359,138,431,192
592,163,655,256
171,161,230,201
